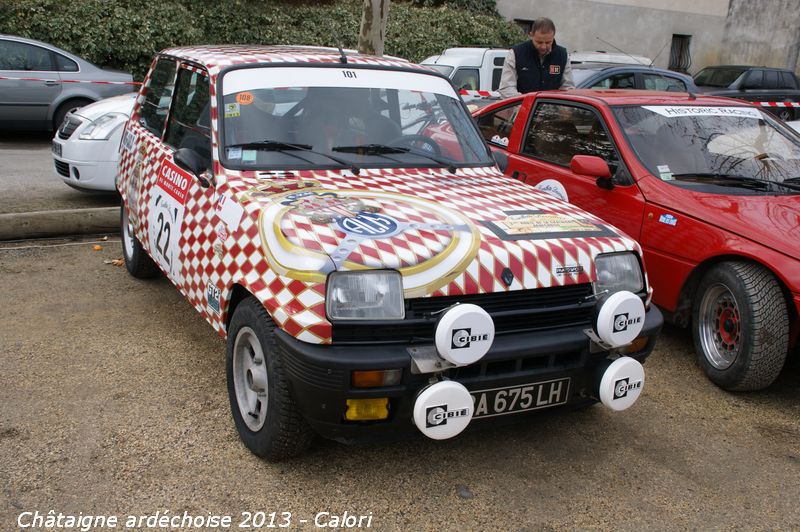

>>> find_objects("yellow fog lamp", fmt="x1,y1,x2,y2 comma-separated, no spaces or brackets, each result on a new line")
351,369,402,388
345,398,390,421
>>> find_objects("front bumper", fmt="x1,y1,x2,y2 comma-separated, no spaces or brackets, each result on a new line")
51,133,121,193
275,305,663,443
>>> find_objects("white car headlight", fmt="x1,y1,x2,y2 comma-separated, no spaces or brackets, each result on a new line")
326,270,404,320
595,252,644,295
79,112,127,140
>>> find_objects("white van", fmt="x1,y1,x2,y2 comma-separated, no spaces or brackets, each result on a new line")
421,48,508,91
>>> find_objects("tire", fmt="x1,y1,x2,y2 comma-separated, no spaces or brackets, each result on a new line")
226,297,314,461
53,98,93,131
120,205,159,278
692,262,789,391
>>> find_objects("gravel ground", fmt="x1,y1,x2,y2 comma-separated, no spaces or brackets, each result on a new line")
1,238,799,530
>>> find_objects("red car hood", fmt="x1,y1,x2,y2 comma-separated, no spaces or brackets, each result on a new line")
640,177,800,261
224,167,640,298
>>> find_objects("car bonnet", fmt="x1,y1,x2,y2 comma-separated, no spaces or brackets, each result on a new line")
223,166,640,299
73,93,136,121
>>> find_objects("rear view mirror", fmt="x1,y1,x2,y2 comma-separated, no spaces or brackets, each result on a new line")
570,155,613,190
175,148,212,188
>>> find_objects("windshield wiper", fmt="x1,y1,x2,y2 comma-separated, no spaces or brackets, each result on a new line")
332,144,409,155
670,173,800,192
227,140,361,174
333,143,457,173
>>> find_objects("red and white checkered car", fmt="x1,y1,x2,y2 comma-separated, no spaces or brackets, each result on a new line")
117,45,662,461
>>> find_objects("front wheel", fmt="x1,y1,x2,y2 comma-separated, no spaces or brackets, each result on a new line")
121,205,158,278
226,297,313,461
692,262,789,391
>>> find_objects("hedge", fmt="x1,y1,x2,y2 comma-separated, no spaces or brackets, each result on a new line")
0,0,524,80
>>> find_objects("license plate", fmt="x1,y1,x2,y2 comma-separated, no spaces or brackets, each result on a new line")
471,378,570,418
52,141,62,157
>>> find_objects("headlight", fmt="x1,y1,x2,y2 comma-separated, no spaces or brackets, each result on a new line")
79,112,127,140
595,252,644,295
326,270,404,320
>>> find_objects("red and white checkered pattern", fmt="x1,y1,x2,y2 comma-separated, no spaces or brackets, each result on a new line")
117,46,645,346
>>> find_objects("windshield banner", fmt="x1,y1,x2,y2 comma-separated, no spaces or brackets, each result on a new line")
643,106,762,119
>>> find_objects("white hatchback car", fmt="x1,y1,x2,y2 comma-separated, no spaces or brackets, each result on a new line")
52,92,135,192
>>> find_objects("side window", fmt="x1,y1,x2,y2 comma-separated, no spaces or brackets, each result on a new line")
643,74,686,92
743,70,764,89
592,73,635,89
764,70,779,90
779,72,798,89
140,58,178,137
491,68,503,91
0,40,53,71
522,103,628,182
54,53,78,72
452,68,479,91
476,103,521,147
164,67,211,169
491,56,505,91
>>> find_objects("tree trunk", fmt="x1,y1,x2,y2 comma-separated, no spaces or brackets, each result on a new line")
358,0,390,57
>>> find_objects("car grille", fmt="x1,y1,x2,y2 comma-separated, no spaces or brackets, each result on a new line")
332,283,596,344
57,116,82,139
54,160,70,177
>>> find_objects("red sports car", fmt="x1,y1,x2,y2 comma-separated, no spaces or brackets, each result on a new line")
474,89,800,391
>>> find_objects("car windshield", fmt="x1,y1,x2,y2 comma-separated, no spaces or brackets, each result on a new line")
219,66,491,170
424,64,454,76
693,67,746,87
613,105,800,188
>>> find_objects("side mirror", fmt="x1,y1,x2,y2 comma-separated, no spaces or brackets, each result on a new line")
570,155,614,190
174,148,212,188
492,150,509,173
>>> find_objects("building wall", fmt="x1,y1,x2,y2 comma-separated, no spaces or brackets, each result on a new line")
495,0,728,72
721,0,800,70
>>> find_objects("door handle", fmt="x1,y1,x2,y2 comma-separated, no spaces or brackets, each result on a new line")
44,80,59,86
511,170,528,181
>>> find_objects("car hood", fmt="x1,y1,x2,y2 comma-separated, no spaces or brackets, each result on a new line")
74,93,136,121
641,178,800,261
226,167,640,298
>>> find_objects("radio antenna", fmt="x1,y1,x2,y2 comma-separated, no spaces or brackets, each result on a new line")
595,36,648,65
649,40,671,67
332,31,348,64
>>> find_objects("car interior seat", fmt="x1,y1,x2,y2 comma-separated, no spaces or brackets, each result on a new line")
296,89,401,151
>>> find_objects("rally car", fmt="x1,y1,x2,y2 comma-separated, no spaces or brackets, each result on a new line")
474,90,800,392
117,46,662,461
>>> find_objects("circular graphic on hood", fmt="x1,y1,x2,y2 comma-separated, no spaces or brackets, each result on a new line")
258,189,480,296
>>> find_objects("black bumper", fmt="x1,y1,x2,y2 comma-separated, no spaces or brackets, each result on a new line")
275,305,663,443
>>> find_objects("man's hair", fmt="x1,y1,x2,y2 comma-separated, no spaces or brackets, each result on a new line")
531,17,556,35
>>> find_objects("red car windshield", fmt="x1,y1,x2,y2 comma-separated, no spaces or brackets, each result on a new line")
613,105,800,187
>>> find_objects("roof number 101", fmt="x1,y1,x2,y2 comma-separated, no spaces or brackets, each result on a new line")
342,70,357,78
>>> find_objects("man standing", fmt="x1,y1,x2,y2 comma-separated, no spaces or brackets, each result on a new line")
498,17,575,97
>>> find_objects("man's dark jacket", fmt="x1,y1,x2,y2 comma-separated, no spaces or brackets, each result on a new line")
512,40,568,92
